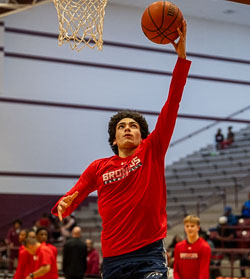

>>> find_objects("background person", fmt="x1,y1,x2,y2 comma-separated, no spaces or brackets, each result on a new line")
241,192,250,218
24,237,58,279
37,213,51,230
223,205,238,226
215,128,224,150
14,229,41,279
6,219,22,272
220,126,235,149
14,231,34,279
86,239,100,276
36,227,58,260
63,226,87,279
174,215,211,279
209,216,236,249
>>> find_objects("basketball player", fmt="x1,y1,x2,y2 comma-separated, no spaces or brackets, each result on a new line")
52,20,191,279
13,229,32,279
173,215,211,279
24,237,58,279
36,227,58,260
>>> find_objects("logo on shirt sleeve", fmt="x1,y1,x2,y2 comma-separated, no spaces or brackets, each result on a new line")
102,156,142,185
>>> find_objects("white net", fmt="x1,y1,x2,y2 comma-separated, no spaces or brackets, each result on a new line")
53,0,108,51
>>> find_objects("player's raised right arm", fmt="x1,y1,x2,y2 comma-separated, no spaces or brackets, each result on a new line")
151,31,191,155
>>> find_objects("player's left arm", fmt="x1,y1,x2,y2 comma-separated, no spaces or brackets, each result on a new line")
51,161,98,221
198,244,211,279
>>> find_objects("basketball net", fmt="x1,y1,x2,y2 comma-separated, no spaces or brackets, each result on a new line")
53,0,108,51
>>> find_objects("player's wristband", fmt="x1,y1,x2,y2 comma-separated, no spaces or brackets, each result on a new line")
29,273,34,278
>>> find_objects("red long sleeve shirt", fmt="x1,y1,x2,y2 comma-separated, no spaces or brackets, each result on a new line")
174,238,211,279
33,245,58,279
14,246,35,279
44,243,58,260
52,57,191,257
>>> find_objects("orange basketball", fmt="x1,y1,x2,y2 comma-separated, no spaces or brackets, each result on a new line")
141,1,183,44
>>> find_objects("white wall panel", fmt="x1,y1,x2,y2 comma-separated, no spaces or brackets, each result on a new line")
0,3,250,194
0,23,4,94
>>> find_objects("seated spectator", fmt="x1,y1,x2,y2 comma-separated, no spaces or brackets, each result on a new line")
209,216,236,249
241,192,250,218
215,128,224,150
223,205,238,226
86,239,100,276
220,126,234,149
227,126,234,142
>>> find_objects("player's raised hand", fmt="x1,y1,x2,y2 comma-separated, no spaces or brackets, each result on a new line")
57,191,79,221
171,20,187,59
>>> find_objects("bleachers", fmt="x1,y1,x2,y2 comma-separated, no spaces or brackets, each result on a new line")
165,125,250,227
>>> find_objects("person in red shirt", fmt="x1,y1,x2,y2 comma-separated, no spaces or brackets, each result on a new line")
36,227,58,260
52,20,191,279
16,229,28,258
14,229,28,279
174,215,211,279
24,237,58,279
14,247,35,279
85,239,100,275
14,230,37,279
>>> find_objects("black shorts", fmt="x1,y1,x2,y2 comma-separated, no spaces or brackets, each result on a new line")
102,239,168,279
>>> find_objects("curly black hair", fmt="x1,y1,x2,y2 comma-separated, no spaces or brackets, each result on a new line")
108,110,150,155
36,226,49,235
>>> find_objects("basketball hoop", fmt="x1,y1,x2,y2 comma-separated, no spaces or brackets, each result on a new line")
53,0,108,51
